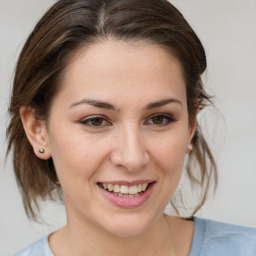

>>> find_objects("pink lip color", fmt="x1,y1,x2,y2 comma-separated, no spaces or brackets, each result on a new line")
98,182,155,208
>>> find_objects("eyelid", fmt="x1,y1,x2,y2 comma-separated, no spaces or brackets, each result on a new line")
144,112,177,126
80,115,111,127
78,113,176,128
148,112,175,119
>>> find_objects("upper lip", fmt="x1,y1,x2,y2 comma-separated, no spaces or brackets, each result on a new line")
98,180,155,186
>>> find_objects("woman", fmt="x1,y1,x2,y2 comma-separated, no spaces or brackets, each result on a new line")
7,0,256,255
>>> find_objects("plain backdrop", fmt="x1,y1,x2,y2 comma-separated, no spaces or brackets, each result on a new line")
1,0,256,255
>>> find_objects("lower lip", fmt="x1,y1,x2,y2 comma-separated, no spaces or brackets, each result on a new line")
98,182,155,208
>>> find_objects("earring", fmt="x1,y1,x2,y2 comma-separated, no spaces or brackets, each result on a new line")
39,148,45,154
186,144,193,153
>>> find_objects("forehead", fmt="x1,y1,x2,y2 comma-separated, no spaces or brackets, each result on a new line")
57,40,186,105
66,40,183,78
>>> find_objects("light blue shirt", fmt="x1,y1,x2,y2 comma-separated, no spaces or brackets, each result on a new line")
14,217,256,256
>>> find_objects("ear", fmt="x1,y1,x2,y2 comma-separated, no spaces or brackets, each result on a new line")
20,106,51,160
186,110,198,153
188,116,197,142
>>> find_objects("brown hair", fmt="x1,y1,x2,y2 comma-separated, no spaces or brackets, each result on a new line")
7,0,217,219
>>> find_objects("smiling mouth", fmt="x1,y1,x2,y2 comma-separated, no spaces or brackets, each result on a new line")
98,182,151,198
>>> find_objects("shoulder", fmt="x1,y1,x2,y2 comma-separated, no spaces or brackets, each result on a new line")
190,217,256,256
14,236,53,256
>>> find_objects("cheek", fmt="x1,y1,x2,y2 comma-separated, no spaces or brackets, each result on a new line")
152,132,187,169
49,139,81,190
48,131,109,186
149,129,188,194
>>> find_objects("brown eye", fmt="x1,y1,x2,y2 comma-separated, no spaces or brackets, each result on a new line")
90,117,103,126
80,116,110,128
152,116,164,125
145,113,176,126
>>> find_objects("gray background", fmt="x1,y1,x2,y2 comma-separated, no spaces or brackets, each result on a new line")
1,0,256,255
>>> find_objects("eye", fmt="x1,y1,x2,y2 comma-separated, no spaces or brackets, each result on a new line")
145,113,176,126
80,115,111,128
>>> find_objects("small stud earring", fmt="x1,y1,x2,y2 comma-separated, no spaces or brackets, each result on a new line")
39,148,45,154
187,144,193,153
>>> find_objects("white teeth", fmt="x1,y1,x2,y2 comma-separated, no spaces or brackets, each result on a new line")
110,192,142,198
101,182,150,197
129,185,138,194
114,184,120,193
108,184,114,192
120,185,129,194
142,183,148,191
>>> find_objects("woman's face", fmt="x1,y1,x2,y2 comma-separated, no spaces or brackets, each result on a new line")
45,40,195,237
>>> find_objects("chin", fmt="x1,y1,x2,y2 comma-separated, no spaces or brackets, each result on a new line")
99,212,157,238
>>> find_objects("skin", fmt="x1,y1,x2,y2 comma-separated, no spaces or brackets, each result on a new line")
21,40,196,256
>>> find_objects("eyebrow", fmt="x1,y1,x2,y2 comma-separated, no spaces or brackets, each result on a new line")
144,98,182,110
70,99,116,110
69,98,182,110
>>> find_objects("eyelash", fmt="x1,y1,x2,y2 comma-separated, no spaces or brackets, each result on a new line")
80,115,111,128
145,113,176,126
79,113,176,128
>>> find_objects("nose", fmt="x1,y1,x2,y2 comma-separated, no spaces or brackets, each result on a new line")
110,124,150,172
